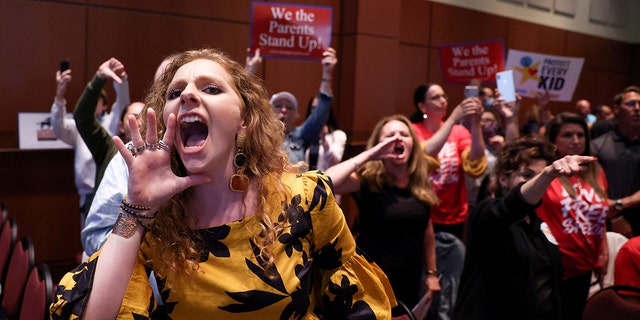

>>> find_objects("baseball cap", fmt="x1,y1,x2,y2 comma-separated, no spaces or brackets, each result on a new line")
270,91,298,110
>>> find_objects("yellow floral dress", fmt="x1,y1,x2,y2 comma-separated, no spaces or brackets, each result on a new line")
51,172,396,319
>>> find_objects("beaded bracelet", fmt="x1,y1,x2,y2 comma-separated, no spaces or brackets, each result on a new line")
119,204,158,219
122,196,151,211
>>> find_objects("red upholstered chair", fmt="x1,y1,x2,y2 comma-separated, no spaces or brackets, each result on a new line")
583,285,640,320
0,237,34,319
0,218,17,295
19,264,52,320
0,203,7,224
391,300,417,320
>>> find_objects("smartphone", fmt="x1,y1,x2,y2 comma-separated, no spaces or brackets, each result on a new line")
59,60,70,72
496,70,516,103
464,86,478,99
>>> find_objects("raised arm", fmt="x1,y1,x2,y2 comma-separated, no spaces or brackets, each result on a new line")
423,102,464,156
299,48,337,144
51,69,77,145
84,110,210,318
103,64,131,136
73,58,128,177
423,96,484,158
493,89,521,144
326,133,399,194
520,155,597,204
245,48,262,76
467,97,486,160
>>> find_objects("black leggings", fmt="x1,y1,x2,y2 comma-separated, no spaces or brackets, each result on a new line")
561,271,592,320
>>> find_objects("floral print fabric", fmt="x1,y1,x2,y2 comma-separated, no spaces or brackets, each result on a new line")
51,171,396,319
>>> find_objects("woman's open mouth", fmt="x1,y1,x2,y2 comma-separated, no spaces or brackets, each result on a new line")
180,115,208,148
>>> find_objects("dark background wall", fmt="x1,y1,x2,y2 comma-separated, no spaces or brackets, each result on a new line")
1,0,638,281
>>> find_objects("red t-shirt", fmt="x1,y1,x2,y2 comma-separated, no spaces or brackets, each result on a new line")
535,170,608,279
412,122,471,225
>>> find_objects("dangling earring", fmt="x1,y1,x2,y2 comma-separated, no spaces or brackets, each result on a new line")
230,133,249,192
423,113,428,119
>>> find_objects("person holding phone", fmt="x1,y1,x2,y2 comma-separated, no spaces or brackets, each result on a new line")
50,58,129,227
410,83,486,240
409,83,487,319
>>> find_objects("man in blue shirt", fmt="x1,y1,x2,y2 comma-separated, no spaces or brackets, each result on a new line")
271,47,337,164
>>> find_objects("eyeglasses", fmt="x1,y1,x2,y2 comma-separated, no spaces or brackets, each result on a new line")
273,104,295,111
428,94,449,101
622,100,640,108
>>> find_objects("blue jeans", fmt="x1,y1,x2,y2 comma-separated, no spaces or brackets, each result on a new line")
423,232,465,320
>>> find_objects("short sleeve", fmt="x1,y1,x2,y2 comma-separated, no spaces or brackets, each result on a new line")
50,249,154,319
420,140,442,173
296,172,397,318
461,147,487,178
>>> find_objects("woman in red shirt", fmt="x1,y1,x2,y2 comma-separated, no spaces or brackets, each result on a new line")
410,83,487,239
537,112,609,320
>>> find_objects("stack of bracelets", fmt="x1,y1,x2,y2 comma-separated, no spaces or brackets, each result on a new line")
113,196,158,238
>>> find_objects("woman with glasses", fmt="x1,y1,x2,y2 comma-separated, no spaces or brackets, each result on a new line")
409,83,487,319
409,83,487,240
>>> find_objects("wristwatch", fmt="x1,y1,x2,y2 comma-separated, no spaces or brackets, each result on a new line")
614,199,624,211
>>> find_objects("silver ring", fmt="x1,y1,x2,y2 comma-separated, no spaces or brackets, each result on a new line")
145,142,157,150
135,145,145,154
127,144,136,157
554,165,563,172
157,140,169,151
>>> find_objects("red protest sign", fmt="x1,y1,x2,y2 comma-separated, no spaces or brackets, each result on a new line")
250,2,332,60
437,39,505,84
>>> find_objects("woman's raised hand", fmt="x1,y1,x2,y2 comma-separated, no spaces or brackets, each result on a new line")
113,109,211,211
549,155,597,177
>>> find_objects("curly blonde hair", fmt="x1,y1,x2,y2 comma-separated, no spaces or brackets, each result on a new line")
358,115,439,206
139,48,293,278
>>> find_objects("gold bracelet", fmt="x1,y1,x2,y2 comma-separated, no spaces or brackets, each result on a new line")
426,269,438,276
113,212,139,239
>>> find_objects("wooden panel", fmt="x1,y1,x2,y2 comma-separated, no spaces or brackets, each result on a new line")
88,0,343,31
397,45,430,117
351,35,398,143
399,0,431,46
86,7,252,102
431,3,509,46
506,19,566,54
0,0,87,144
633,44,640,85
576,69,630,108
356,0,399,38
89,0,253,22
0,149,80,266
565,32,631,73
336,34,357,138
341,0,358,35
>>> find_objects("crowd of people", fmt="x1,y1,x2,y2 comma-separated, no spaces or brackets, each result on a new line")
47,46,640,319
